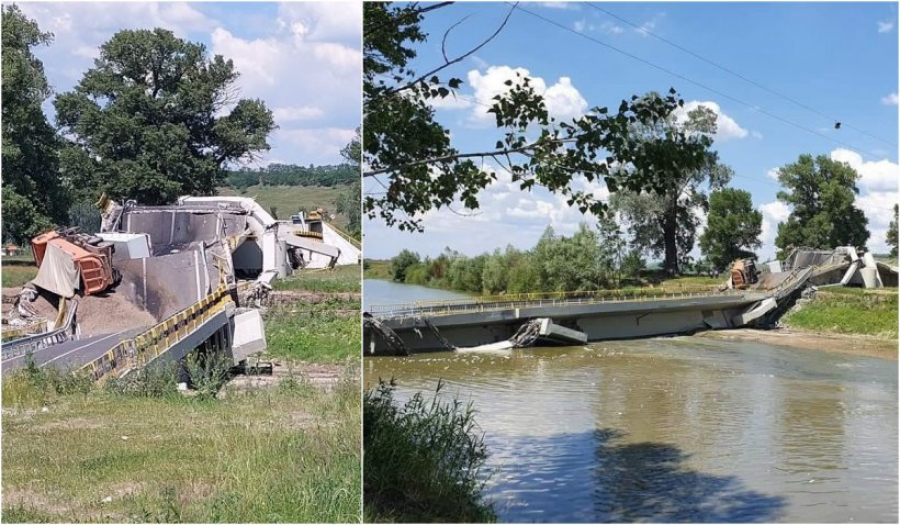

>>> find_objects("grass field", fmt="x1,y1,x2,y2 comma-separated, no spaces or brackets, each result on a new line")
1,269,362,523
783,287,898,338
362,260,391,280
2,257,38,288
217,185,351,230
266,267,360,364
273,265,361,293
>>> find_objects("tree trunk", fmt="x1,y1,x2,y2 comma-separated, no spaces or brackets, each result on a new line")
663,206,679,277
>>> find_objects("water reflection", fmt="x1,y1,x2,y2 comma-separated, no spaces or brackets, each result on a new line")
366,338,898,522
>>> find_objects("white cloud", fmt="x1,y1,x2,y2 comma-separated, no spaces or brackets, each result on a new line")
832,148,898,252
538,2,581,10
19,2,219,83
273,106,325,122
277,2,362,43
881,92,899,106
766,168,780,180
276,128,357,165
574,19,623,35
208,4,361,165
675,100,750,140
877,20,895,33
830,149,899,193
466,65,588,123
635,13,665,36
759,201,791,258
20,2,360,166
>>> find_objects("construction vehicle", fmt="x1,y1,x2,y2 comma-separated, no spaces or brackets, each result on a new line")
729,257,759,290
31,228,119,296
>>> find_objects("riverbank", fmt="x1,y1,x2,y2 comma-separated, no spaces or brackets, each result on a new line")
781,287,898,338
700,327,897,360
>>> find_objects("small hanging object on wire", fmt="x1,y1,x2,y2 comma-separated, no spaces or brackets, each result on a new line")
834,122,842,129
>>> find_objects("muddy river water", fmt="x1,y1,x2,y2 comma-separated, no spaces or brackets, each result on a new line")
364,280,898,522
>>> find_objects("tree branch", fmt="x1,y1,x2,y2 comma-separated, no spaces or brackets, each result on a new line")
387,2,517,97
363,134,569,177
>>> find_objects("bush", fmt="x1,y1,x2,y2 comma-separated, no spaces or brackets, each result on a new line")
184,351,234,400
104,361,180,398
364,379,495,523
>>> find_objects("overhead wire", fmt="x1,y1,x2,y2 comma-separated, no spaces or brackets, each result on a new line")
586,3,897,148
507,2,888,162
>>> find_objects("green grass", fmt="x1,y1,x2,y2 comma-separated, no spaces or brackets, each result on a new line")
363,260,391,280
273,265,361,293
217,185,351,230
266,307,360,363
783,287,898,338
1,366,361,523
2,257,38,288
656,275,722,288
2,267,363,523
364,381,495,523
264,266,361,364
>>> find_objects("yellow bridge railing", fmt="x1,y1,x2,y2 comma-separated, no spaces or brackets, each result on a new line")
368,285,753,317
79,283,233,381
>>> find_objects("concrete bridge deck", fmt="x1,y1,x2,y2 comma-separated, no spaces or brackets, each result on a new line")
365,268,817,355
2,327,147,373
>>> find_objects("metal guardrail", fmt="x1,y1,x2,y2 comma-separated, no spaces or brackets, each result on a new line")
1,301,78,360
328,223,362,249
370,288,750,318
79,284,233,381
370,266,827,319
2,320,49,343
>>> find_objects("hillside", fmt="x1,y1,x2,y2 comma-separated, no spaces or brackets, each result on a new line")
217,184,352,230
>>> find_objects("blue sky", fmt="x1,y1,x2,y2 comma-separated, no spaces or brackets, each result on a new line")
14,1,361,167
364,1,899,261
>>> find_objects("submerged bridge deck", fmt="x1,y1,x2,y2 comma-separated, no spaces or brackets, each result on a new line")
365,267,817,354
370,267,814,320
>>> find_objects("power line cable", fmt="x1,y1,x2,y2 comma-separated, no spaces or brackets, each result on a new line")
585,3,897,148
509,2,887,162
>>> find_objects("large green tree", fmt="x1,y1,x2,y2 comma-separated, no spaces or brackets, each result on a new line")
333,128,362,238
699,188,762,272
773,154,869,255
55,28,275,205
364,2,711,232
888,204,898,258
611,105,731,275
1,5,68,243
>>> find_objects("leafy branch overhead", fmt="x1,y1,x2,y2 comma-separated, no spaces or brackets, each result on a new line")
363,1,713,232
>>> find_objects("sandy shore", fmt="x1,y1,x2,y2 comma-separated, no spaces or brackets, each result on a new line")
699,327,898,360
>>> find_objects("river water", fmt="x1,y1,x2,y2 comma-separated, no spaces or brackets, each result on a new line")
364,280,899,523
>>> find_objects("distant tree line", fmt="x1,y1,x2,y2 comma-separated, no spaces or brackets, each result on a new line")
224,163,358,190
390,223,649,295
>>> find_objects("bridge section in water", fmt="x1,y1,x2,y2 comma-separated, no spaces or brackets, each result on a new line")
365,267,818,355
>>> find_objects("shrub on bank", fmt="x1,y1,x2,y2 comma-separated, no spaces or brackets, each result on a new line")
364,379,496,523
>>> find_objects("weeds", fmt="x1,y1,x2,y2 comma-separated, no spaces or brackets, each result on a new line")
364,379,496,523
1,354,93,407
2,364,362,523
183,351,234,399
783,288,898,338
273,265,361,293
103,362,180,399
265,307,360,363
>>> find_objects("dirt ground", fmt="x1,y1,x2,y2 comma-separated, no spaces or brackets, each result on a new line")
699,327,898,360
218,360,348,398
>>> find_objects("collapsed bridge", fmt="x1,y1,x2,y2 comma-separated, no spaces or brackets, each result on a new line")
364,247,896,356
2,196,361,383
